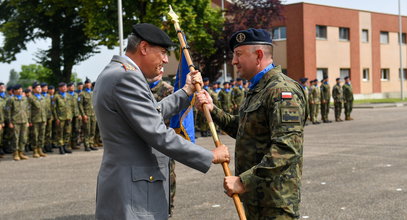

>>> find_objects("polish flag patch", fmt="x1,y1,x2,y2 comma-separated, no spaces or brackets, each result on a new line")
281,91,293,99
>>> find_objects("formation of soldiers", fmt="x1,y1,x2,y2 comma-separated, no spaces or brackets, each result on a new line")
299,76,354,124
0,78,102,161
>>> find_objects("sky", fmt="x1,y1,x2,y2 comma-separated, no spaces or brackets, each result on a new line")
1,0,406,84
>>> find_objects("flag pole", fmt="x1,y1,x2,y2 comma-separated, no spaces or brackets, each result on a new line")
168,5,246,220
117,0,124,55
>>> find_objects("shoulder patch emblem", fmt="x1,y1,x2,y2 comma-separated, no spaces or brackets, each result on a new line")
281,91,292,99
280,107,300,123
122,63,136,71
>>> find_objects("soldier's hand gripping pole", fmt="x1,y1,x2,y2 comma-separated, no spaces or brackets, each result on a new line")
168,5,246,220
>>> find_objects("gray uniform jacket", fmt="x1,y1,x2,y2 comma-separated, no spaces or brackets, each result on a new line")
93,55,213,220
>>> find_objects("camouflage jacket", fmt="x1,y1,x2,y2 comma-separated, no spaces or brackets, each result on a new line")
209,89,220,107
0,96,5,124
211,66,306,217
52,92,72,121
68,92,80,117
342,83,354,101
332,84,343,102
320,83,331,102
309,85,320,104
29,94,47,123
79,90,95,117
7,96,29,124
42,93,53,120
218,89,232,112
151,80,174,102
232,87,245,108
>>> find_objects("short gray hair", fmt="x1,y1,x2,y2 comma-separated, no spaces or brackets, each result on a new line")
126,34,142,52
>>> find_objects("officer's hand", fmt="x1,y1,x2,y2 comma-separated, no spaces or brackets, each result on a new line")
224,176,246,197
9,123,14,129
211,144,230,164
195,90,214,112
26,123,30,127
182,70,202,96
78,115,82,120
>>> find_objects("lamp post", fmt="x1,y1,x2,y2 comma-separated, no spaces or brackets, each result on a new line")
399,0,405,100
117,0,124,56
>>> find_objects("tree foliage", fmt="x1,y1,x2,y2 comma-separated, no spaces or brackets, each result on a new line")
7,69,19,86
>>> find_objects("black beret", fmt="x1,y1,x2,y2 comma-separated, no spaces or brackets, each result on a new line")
223,82,230,85
84,77,91,84
236,78,243,81
67,82,74,87
13,84,22,90
49,85,55,90
77,82,83,86
203,77,209,82
132,23,176,48
229,28,273,51
40,82,48,87
323,75,328,80
0,82,4,86
299,77,308,83
215,82,220,85
58,82,66,87
344,76,350,80
7,85,13,91
32,82,41,88
336,77,341,81
24,88,31,93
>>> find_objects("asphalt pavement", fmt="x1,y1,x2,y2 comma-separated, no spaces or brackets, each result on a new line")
0,106,406,220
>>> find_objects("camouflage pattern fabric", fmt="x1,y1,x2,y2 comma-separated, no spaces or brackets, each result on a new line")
342,83,353,118
320,83,330,122
42,94,54,147
309,84,320,123
231,86,245,115
0,96,5,148
79,90,95,148
218,89,232,113
7,96,30,152
332,84,343,120
28,95,47,150
52,93,72,146
68,92,81,148
244,205,298,220
210,66,306,218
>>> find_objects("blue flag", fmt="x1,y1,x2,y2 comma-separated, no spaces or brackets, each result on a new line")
169,48,196,143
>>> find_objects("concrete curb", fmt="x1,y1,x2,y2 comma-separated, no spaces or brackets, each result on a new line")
353,102,407,109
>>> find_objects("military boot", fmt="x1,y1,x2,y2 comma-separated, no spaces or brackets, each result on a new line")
13,152,21,161
33,148,40,158
84,144,91,152
63,145,72,154
19,151,29,160
38,148,47,157
90,146,98,151
58,146,65,155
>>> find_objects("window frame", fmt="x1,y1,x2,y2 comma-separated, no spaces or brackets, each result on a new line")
381,68,390,81
380,31,389,44
316,25,327,40
339,27,350,41
362,29,369,43
272,26,287,41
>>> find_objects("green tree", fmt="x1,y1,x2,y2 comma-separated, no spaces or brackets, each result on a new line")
18,64,53,87
0,0,223,83
7,69,19,86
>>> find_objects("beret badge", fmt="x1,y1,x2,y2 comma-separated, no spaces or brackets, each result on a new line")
236,33,246,43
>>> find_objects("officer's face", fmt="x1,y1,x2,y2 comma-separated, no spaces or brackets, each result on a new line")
144,43,168,79
232,45,259,80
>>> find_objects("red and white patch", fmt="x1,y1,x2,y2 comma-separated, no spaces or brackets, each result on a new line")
281,92,293,99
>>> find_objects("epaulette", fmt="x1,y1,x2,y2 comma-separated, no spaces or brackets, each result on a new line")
121,63,136,71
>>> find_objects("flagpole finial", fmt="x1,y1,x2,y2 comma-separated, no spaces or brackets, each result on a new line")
168,5,179,24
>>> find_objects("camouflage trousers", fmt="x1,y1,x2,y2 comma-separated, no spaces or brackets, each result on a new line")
71,116,82,147
310,104,320,122
31,122,46,149
169,159,176,213
334,101,342,120
12,123,28,152
0,125,3,147
198,111,209,132
94,122,102,146
320,102,330,121
243,204,298,220
55,119,71,146
44,119,53,146
344,100,353,117
82,115,96,147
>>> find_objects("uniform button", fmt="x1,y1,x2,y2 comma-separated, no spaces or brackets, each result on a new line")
149,176,154,181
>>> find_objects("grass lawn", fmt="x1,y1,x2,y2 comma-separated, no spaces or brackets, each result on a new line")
353,98,407,104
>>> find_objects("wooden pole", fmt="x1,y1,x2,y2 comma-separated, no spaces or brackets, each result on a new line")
168,6,246,220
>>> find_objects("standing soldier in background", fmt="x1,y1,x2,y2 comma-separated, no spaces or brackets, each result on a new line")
3,86,14,154
7,84,30,161
332,78,343,122
320,76,332,123
41,83,54,152
76,82,84,145
198,78,211,137
310,79,321,124
79,78,97,151
231,78,245,115
92,82,102,147
53,82,73,154
299,78,310,125
218,82,232,113
342,76,354,120
67,82,82,150
0,83,5,158
210,82,221,107
23,88,32,152
28,82,47,158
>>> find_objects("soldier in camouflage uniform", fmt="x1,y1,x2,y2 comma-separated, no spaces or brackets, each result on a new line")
231,78,245,115
299,78,309,125
0,82,5,158
332,78,343,122
198,78,211,137
309,79,321,124
41,83,54,152
210,82,221,107
7,84,30,161
218,82,232,113
196,28,306,219
67,82,82,150
148,75,178,216
79,78,98,151
320,76,332,123
28,82,47,158
342,76,354,120
52,82,73,154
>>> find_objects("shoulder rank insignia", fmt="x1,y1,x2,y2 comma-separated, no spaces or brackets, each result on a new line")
122,63,136,71
281,91,293,99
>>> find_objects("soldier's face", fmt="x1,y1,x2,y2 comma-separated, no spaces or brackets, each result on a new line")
42,86,48,93
68,85,75,92
49,89,55,95
14,88,22,95
143,43,168,79
33,86,41,94
78,85,83,90
0,85,4,92
60,85,67,92
85,83,92,89
232,45,259,80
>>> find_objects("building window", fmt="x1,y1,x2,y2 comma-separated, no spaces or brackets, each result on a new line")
339,27,350,41
380,32,389,44
316,25,327,39
399,68,407,79
398,33,406,44
316,68,328,81
362,68,370,81
381,69,390,81
362,29,369,43
272,27,286,40
340,68,350,79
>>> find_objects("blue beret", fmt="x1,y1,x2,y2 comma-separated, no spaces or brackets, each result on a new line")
40,82,48,87
13,84,22,90
58,82,66,87
49,85,55,90
229,28,273,51
32,82,41,88
132,23,176,49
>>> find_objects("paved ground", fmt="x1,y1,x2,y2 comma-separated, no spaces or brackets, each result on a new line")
0,106,406,220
